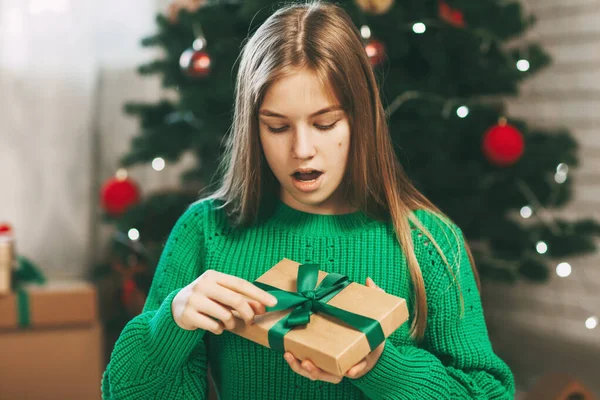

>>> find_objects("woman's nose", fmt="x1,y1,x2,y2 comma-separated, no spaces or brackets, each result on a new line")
292,128,316,160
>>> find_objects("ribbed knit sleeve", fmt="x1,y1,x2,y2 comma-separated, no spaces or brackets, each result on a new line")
101,200,212,400
350,211,515,399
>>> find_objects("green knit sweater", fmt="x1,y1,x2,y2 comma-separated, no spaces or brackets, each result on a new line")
101,197,515,399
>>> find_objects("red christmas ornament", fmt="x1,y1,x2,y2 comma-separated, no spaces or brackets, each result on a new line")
100,172,140,216
0,223,12,235
439,0,466,28
365,39,386,67
180,48,211,77
482,120,525,166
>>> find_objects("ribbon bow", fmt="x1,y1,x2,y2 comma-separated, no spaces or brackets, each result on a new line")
12,256,46,328
13,256,46,287
253,264,385,353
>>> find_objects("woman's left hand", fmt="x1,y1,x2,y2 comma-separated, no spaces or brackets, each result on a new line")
283,277,386,383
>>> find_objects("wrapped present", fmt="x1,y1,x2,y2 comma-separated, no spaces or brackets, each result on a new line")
0,255,79,330
0,246,96,331
0,249,102,398
0,281,102,399
0,281,97,330
229,258,409,376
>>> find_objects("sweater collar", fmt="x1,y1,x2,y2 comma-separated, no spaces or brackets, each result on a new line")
267,198,377,236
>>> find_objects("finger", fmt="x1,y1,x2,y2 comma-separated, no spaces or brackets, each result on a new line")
248,299,266,315
345,358,368,379
205,284,256,323
216,273,278,307
182,308,224,335
366,277,385,292
190,296,236,330
300,359,343,384
284,353,314,380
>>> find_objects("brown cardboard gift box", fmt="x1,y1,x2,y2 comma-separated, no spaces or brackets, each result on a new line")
229,258,409,377
0,282,103,400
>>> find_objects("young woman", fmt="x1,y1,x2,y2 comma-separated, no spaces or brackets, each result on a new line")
102,2,515,399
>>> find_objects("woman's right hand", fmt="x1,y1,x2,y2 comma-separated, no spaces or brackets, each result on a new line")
171,270,278,334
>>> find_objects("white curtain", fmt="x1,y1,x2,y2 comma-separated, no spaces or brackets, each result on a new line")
0,0,180,279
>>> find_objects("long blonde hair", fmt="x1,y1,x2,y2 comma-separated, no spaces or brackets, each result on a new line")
202,0,481,341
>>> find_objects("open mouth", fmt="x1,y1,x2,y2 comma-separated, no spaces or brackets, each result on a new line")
292,171,323,181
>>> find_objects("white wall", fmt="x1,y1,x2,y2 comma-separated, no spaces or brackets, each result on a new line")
0,0,188,279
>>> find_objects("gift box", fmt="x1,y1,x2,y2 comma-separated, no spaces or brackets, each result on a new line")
229,258,409,376
0,282,97,330
0,282,103,399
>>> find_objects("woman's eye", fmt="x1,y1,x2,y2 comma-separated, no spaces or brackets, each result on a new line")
316,122,337,131
267,126,288,133
266,122,337,133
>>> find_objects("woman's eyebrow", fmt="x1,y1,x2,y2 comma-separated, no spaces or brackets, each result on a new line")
259,105,343,118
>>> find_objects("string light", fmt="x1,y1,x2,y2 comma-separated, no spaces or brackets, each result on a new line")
557,163,569,174
520,206,533,219
179,50,194,70
556,262,571,278
152,157,165,171
554,171,567,184
128,228,140,241
456,106,469,118
360,25,371,39
554,163,568,184
412,22,426,34
585,316,598,330
536,241,548,254
516,59,530,72
193,37,207,51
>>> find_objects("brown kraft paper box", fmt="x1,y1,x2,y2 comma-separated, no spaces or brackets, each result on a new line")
229,258,409,377
0,282,103,400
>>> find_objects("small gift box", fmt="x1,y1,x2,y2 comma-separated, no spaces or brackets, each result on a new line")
0,281,98,330
0,282,103,399
229,258,409,376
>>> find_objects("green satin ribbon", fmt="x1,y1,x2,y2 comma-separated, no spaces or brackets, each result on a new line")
16,288,30,327
252,263,385,353
12,256,46,328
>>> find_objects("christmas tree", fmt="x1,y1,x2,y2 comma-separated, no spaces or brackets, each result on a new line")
95,0,600,319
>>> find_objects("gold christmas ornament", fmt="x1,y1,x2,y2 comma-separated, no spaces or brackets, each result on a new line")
354,0,395,15
168,0,207,23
